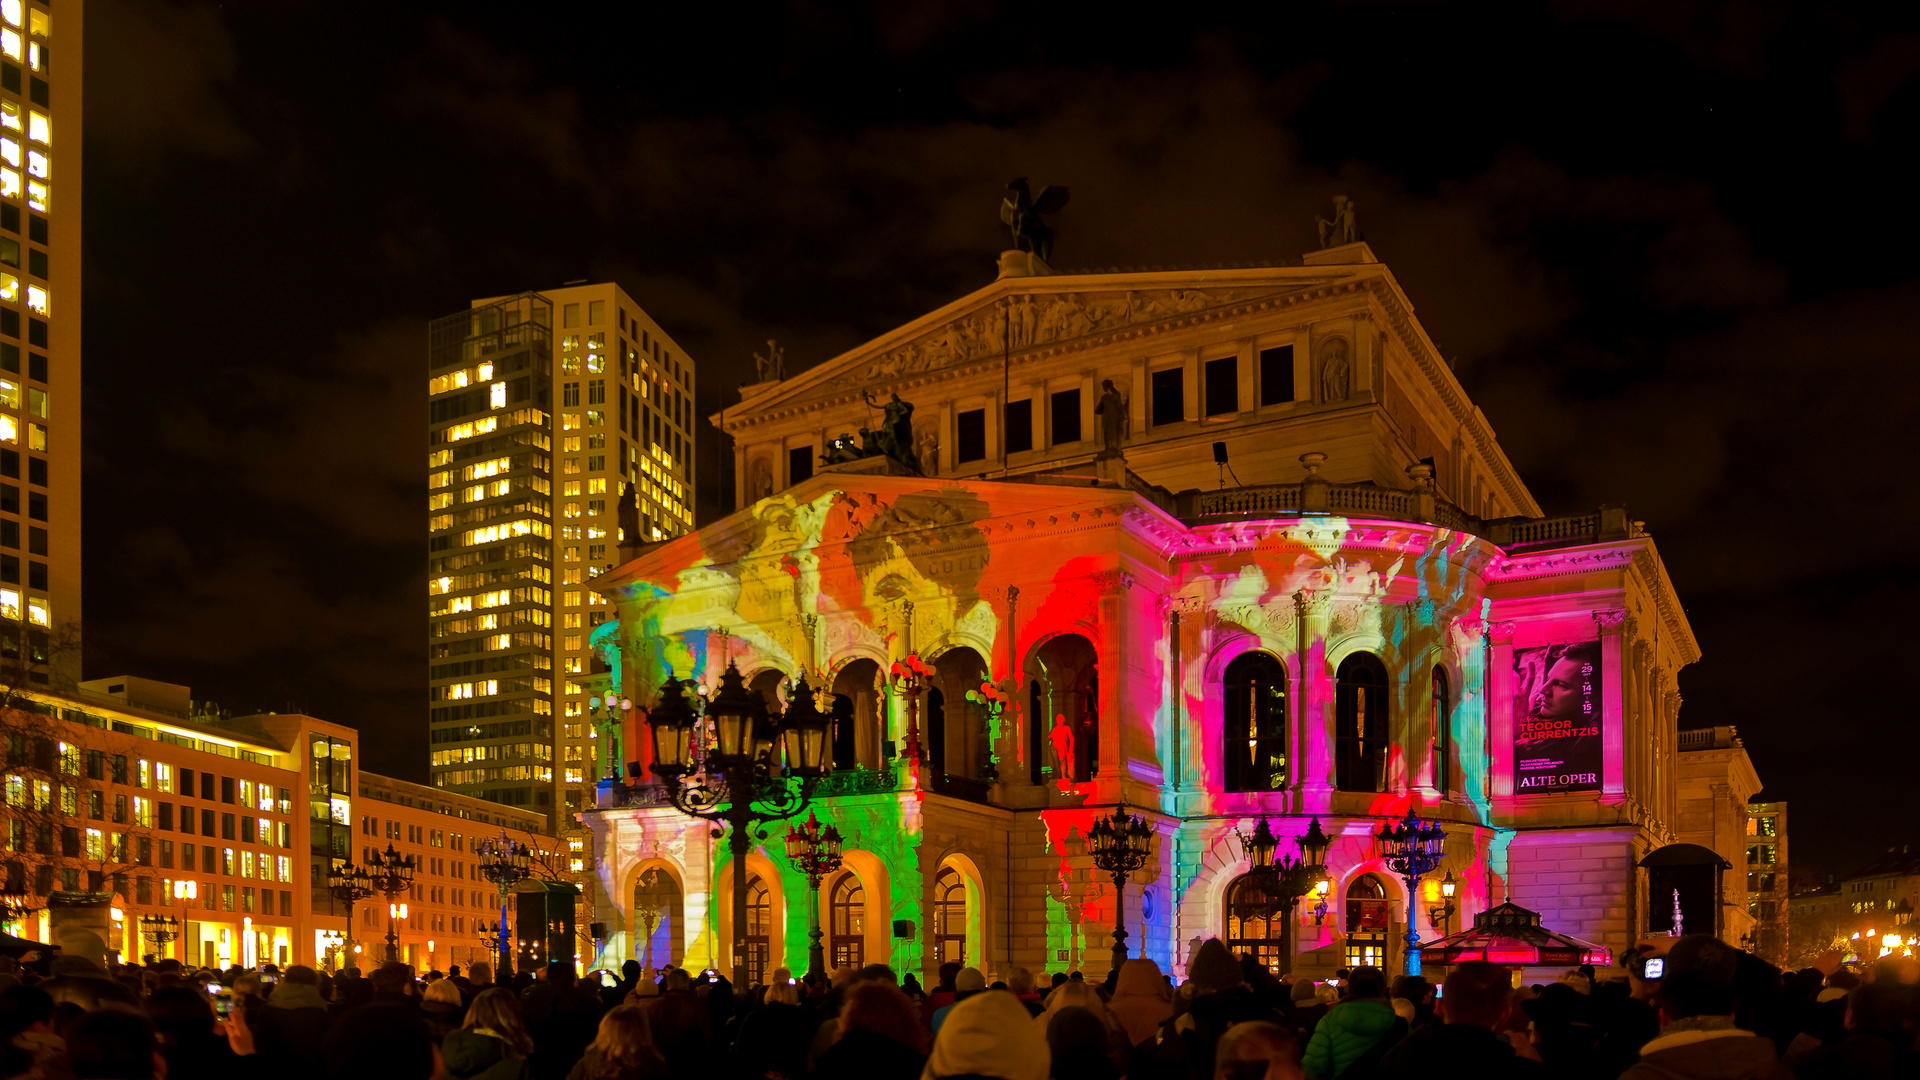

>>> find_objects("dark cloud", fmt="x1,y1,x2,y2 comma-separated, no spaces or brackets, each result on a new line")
80,0,1920,871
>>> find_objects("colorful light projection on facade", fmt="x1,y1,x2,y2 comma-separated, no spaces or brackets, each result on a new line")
585,472,1659,979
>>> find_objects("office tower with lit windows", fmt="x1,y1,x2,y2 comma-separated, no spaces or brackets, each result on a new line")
426,283,696,824
0,0,75,685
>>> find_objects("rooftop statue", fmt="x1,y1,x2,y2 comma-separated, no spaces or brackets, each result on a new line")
864,389,922,474
753,339,785,383
1000,178,1070,263
1315,195,1358,248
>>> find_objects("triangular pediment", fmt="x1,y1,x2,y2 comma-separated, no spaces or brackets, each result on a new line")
723,264,1385,428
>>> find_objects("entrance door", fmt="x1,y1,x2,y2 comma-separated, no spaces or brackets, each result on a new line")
1344,874,1392,969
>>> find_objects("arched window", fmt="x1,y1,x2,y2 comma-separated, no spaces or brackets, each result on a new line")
828,872,865,970
1344,874,1391,969
1223,652,1288,793
1335,653,1388,792
933,866,967,966
1224,873,1288,975
742,875,770,987
1432,667,1451,794
830,694,857,771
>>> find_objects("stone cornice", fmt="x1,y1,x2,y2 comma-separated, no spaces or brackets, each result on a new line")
1361,276,1541,518
717,268,1377,435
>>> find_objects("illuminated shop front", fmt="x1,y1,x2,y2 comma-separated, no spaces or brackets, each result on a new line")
580,245,1704,982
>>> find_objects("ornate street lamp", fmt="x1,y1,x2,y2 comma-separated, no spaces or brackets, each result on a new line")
138,913,180,961
1086,803,1155,972
1237,816,1332,974
588,694,635,782
1373,807,1448,974
475,832,535,979
365,843,418,963
646,663,830,983
1428,870,1458,932
784,811,845,981
327,862,375,967
0,886,40,930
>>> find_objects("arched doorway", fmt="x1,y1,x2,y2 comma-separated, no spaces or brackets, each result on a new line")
828,871,865,970
1335,653,1388,792
743,875,771,987
930,648,989,779
1344,874,1391,969
631,865,684,971
831,659,883,770
1224,872,1288,975
1027,634,1098,785
932,865,968,966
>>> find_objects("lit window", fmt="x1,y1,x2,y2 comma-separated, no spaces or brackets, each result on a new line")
27,424,42,451
0,1,17,28
0,588,17,620
587,478,607,494
25,598,46,626
26,111,45,145
25,181,44,213
0,418,13,446
563,413,581,431
22,150,39,180
0,169,17,199
27,40,38,72
26,389,42,419
0,380,15,410
0,29,16,61
490,382,507,409
25,7,41,36
0,138,15,167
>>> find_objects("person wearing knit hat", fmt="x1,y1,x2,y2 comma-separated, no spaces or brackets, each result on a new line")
930,967,989,1033
923,989,1049,1080
1107,958,1173,1048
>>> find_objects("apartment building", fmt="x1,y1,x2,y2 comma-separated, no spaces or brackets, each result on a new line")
0,0,76,687
425,283,696,825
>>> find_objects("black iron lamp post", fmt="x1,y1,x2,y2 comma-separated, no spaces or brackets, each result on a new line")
784,811,845,981
366,843,418,963
475,833,535,979
138,914,180,959
1086,803,1155,972
327,862,375,967
1238,816,1332,974
1373,807,1448,974
646,662,831,984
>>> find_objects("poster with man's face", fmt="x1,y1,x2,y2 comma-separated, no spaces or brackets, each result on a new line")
1512,640,1603,794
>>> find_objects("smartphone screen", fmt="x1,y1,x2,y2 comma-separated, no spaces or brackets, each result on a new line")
214,996,232,1018
1643,958,1665,979
206,982,223,995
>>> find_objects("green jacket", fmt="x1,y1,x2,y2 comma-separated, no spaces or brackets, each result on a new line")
1303,998,1407,1078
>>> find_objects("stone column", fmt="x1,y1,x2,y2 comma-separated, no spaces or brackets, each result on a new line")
1594,610,1628,800
1295,589,1334,806
1487,621,1517,801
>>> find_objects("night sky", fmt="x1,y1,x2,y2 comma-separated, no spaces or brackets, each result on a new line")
81,3,1920,875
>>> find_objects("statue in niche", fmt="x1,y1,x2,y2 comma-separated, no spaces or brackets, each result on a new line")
1315,195,1358,248
1094,378,1128,460
864,390,921,473
753,339,785,383
1320,338,1352,403
748,457,773,502
915,427,939,475
1049,714,1076,793
1000,178,1071,262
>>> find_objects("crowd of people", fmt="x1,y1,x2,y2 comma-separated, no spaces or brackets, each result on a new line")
0,929,1911,1080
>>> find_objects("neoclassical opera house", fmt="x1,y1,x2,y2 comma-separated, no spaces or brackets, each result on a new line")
578,239,1701,985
